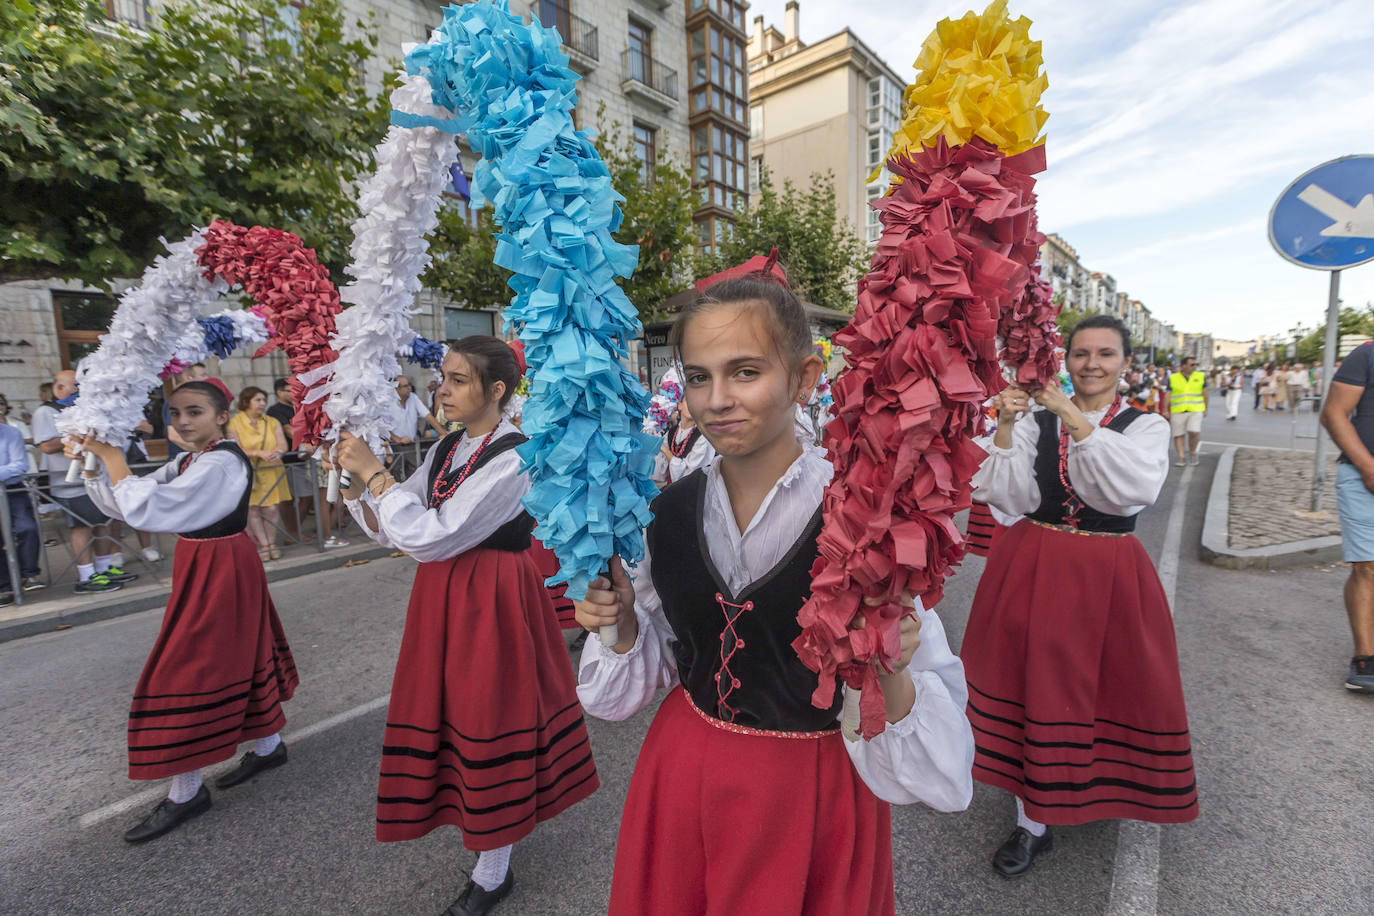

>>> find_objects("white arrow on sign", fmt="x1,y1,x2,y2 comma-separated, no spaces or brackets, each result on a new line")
1297,183,1374,239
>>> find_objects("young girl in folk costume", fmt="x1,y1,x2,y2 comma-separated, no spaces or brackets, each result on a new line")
651,397,716,487
71,380,297,843
962,314,1197,877
575,263,974,915
333,336,597,916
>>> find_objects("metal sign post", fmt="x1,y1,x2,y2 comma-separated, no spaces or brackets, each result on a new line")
1268,155,1374,511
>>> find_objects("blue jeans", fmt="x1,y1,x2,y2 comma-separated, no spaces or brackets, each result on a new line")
0,486,40,590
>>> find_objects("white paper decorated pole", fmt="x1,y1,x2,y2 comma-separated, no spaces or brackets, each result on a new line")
328,468,344,504
65,452,96,484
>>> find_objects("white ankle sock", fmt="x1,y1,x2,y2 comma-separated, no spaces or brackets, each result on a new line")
472,844,512,892
94,555,112,573
1016,797,1047,837
254,733,281,756
168,770,203,804
110,552,125,569
77,563,95,582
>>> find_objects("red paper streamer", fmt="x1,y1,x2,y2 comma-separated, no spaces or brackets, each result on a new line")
793,138,1060,738
195,221,342,447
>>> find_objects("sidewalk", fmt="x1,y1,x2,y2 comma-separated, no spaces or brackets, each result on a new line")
1201,446,1343,569
0,510,397,643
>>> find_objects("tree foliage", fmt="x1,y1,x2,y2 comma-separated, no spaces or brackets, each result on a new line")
1295,303,1374,364
422,203,511,312
701,168,870,315
0,0,388,288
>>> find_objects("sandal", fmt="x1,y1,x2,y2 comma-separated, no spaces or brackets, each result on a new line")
258,548,272,563
269,547,282,560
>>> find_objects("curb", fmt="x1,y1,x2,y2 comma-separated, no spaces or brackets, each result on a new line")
1200,445,1343,570
0,544,396,644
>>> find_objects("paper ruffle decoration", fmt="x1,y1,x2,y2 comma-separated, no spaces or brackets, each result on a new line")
405,335,447,370
300,73,460,460
396,0,658,600
644,366,684,436
794,0,1059,740
59,223,342,450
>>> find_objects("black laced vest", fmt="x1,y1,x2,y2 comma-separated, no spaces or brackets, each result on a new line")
177,440,252,540
425,431,535,552
1024,407,1145,534
646,470,842,732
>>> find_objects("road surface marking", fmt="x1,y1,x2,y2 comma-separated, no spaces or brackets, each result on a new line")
1105,461,1192,916
78,694,391,829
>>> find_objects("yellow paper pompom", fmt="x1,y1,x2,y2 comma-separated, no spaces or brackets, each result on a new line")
883,0,1048,167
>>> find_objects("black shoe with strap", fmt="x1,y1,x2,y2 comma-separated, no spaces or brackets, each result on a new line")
215,741,288,789
123,785,212,843
992,826,1053,877
1347,655,1374,692
443,870,515,916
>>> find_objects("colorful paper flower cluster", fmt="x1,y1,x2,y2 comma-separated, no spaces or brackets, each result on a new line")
395,0,658,599
793,0,1058,739
643,366,684,436
405,335,447,370
195,220,342,448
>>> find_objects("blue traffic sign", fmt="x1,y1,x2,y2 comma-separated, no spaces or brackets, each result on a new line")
1269,155,1374,270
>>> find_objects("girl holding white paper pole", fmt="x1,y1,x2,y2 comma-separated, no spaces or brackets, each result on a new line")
332,336,597,916
574,263,973,915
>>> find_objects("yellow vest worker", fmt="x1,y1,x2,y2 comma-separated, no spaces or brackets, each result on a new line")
1168,366,1206,465
1169,371,1206,412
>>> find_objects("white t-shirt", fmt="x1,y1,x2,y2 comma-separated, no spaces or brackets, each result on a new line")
31,404,82,497
387,392,429,440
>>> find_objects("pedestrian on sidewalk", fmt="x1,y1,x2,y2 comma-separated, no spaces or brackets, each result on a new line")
962,314,1198,877
229,386,290,562
72,380,298,843
333,336,599,916
1252,364,1265,410
1224,367,1244,420
0,394,42,607
31,370,135,594
1168,356,1207,466
1261,364,1279,411
575,265,973,915
1319,340,1374,692
1287,363,1309,412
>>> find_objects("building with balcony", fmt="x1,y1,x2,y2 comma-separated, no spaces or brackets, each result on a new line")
1087,272,1116,316
1039,233,1089,313
746,2,904,248
685,0,751,252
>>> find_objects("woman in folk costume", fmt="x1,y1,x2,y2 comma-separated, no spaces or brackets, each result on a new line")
575,258,974,916
72,380,297,843
651,396,716,487
333,335,597,916
962,314,1198,877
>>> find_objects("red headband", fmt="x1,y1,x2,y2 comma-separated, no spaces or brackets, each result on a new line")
694,247,791,293
203,377,233,406
508,340,528,376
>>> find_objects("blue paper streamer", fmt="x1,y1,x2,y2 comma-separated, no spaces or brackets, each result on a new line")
197,315,240,360
406,335,446,369
396,0,657,599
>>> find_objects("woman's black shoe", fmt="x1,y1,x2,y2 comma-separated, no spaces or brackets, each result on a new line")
215,742,288,789
123,785,212,843
992,826,1053,876
443,870,514,916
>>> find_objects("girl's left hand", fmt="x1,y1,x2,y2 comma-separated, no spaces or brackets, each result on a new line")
858,592,921,671
1030,383,1074,416
67,434,121,464
335,431,384,479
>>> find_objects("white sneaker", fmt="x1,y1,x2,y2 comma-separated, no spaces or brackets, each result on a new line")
323,536,349,548
141,547,163,563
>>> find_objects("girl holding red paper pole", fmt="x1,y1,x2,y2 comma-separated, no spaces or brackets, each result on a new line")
963,314,1198,877
72,380,298,843
575,259,973,916
333,336,597,916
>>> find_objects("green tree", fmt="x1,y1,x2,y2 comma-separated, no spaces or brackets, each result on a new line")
422,203,512,312
1,0,388,288
1053,296,1093,339
704,168,870,315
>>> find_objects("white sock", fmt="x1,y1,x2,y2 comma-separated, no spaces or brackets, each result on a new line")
1016,796,1047,837
77,563,95,582
110,552,125,569
472,844,512,892
168,770,203,804
94,555,112,574
254,733,281,756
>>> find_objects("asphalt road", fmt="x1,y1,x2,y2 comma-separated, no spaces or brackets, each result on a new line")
2,410,1370,914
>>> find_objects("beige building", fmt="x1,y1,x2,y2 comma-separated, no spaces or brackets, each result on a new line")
746,1,905,247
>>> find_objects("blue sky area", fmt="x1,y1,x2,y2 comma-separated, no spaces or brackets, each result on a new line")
749,0,1374,341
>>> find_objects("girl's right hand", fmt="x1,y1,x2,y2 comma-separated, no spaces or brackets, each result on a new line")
574,556,638,654
994,384,1030,424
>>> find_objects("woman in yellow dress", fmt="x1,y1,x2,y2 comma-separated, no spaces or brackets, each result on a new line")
228,387,290,561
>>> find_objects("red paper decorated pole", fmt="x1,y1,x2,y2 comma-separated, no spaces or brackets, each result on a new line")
792,0,1060,740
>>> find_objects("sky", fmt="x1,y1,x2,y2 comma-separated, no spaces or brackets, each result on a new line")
748,0,1374,342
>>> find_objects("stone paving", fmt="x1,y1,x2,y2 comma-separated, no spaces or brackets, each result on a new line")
1228,448,1340,549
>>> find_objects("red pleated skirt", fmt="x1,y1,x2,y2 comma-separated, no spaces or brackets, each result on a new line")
529,536,578,630
962,519,1199,825
609,688,894,916
375,548,598,848
127,532,297,780
965,501,1005,557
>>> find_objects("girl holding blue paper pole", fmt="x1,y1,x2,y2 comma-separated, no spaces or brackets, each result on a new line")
575,259,974,915
333,336,597,916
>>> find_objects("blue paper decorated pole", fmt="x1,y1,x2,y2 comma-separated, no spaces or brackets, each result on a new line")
395,0,658,644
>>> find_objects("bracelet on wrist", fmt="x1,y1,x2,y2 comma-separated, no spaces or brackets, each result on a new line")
365,469,387,490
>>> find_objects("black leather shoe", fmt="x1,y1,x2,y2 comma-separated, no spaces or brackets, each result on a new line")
123,785,211,843
215,741,288,789
992,826,1053,877
443,870,515,916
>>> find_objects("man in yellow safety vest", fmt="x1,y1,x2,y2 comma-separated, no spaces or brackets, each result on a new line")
1168,356,1207,467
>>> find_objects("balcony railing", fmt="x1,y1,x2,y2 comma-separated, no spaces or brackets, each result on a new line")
104,0,151,29
563,11,598,61
622,50,679,102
